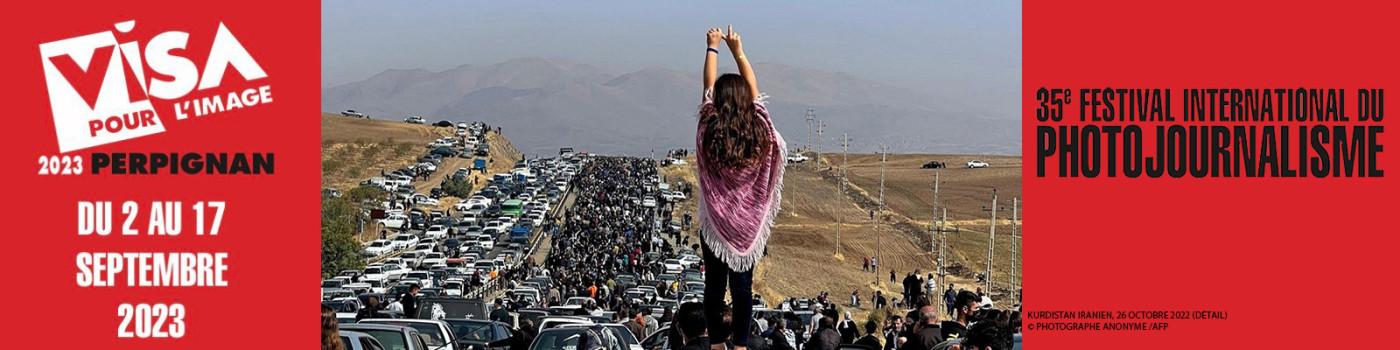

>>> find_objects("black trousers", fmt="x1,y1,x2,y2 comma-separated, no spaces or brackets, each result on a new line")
703,243,753,346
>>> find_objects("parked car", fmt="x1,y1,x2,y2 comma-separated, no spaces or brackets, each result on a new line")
342,109,369,118
360,319,458,350
390,234,419,250
966,160,991,168
405,116,427,124
340,330,388,350
922,161,946,169
425,225,449,240
379,214,409,230
340,323,432,350
365,239,394,257
530,325,625,350
444,319,514,350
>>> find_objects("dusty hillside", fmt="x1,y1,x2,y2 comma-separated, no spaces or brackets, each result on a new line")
663,153,1023,309
320,113,522,194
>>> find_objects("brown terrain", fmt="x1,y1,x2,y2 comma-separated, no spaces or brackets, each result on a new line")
321,113,522,224
662,153,1022,311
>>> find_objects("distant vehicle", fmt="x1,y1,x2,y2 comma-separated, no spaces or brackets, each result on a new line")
510,225,532,244
364,240,394,257
405,116,427,124
424,225,449,240
433,120,454,127
379,213,409,229
662,259,683,274
921,161,946,169
341,109,369,118
786,153,809,163
390,234,419,250
966,160,991,168
501,199,524,217
641,197,656,208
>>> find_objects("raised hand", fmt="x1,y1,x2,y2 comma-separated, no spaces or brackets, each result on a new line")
724,25,743,53
707,27,723,49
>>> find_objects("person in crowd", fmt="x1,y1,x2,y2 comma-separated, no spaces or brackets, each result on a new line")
941,291,981,341
854,320,883,349
644,307,661,338
883,316,905,350
851,289,861,307
679,302,710,350
901,306,944,350
803,316,841,350
322,304,346,350
943,286,957,317
930,319,1010,350
697,25,787,350
627,309,648,340
400,284,421,319
768,318,796,350
491,298,512,323
356,295,387,321
747,322,772,350
838,311,858,344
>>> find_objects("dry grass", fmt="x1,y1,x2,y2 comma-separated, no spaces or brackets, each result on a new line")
321,113,457,190
664,153,1023,310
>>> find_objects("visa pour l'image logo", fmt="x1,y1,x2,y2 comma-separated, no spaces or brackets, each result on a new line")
38,20,270,153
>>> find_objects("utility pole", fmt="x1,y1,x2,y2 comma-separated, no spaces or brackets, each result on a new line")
932,172,940,256
1010,197,1021,295
815,119,826,170
986,189,998,294
805,109,815,157
836,133,849,256
938,207,948,317
877,145,888,283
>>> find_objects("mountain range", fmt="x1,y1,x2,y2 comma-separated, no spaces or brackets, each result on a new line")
322,58,1019,156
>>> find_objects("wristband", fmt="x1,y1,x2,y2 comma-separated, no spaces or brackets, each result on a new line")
707,47,720,54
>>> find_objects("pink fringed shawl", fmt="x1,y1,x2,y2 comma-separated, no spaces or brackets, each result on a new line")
696,91,786,272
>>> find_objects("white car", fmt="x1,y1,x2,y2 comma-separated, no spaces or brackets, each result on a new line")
421,252,447,268
786,153,809,163
424,225,449,240
477,234,495,250
662,259,683,274
404,115,426,124
363,239,394,257
389,234,419,250
442,279,466,297
642,197,657,208
341,109,368,118
677,254,702,267
378,214,409,229
380,263,410,279
966,160,991,168
361,266,388,283
412,194,440,206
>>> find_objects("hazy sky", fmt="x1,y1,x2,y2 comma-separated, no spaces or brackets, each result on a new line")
323,0,1020,116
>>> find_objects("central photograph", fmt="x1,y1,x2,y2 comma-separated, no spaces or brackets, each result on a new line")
318,2,1023,350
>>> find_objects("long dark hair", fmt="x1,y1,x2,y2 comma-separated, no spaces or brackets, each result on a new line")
701,73,772,172
322,304,345,350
